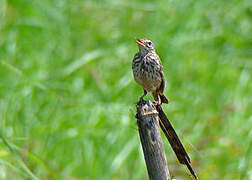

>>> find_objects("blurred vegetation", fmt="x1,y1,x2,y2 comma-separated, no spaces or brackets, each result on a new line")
0,0,252,179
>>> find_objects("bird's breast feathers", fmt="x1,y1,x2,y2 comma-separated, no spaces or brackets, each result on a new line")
132,53,162,92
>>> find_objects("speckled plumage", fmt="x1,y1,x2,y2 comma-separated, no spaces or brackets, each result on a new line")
132,38,168,104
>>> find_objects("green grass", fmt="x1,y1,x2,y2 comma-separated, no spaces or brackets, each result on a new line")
0,0,252,179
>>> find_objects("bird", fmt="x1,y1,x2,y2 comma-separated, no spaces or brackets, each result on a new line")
132,38,168,105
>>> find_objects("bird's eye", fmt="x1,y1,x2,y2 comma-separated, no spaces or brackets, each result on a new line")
147,42,152,46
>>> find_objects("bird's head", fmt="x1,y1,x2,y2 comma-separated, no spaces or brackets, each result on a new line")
136,38,155,54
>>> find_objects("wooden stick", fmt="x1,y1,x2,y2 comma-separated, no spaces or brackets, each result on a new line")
136,100,171,180
156,105,197,179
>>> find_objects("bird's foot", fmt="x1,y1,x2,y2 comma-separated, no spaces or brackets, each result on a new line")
153,100,162,107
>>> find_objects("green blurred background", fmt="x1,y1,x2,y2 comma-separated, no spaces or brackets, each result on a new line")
0,0,252,179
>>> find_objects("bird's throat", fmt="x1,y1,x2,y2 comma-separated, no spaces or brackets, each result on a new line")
138,48,148,57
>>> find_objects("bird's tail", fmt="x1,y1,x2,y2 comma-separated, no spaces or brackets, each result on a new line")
160,94,168,104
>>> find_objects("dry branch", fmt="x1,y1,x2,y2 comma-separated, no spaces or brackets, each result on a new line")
136,100,197,179
136,100,171,180
156,105,197,179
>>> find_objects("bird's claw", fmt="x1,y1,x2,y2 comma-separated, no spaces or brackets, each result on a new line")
153,101,161,107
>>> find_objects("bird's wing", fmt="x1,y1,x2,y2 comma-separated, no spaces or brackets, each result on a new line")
155,54,165,94
159,68,165,94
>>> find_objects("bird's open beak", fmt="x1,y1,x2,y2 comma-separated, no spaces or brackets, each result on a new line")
136,39,145,46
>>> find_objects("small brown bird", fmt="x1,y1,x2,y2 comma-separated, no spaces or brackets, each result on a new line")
132,38,168,104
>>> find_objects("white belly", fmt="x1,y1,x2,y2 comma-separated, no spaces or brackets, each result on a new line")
133,64,161,92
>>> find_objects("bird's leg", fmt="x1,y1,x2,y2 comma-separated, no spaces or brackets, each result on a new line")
152,93,162,106
157,95,161,105
154,96,161,106
139,89,147,102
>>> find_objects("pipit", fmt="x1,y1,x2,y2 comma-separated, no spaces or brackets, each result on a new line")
132,38,168,105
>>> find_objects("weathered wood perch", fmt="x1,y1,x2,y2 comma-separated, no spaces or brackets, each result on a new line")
136,100,171,180
136,100,197,180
